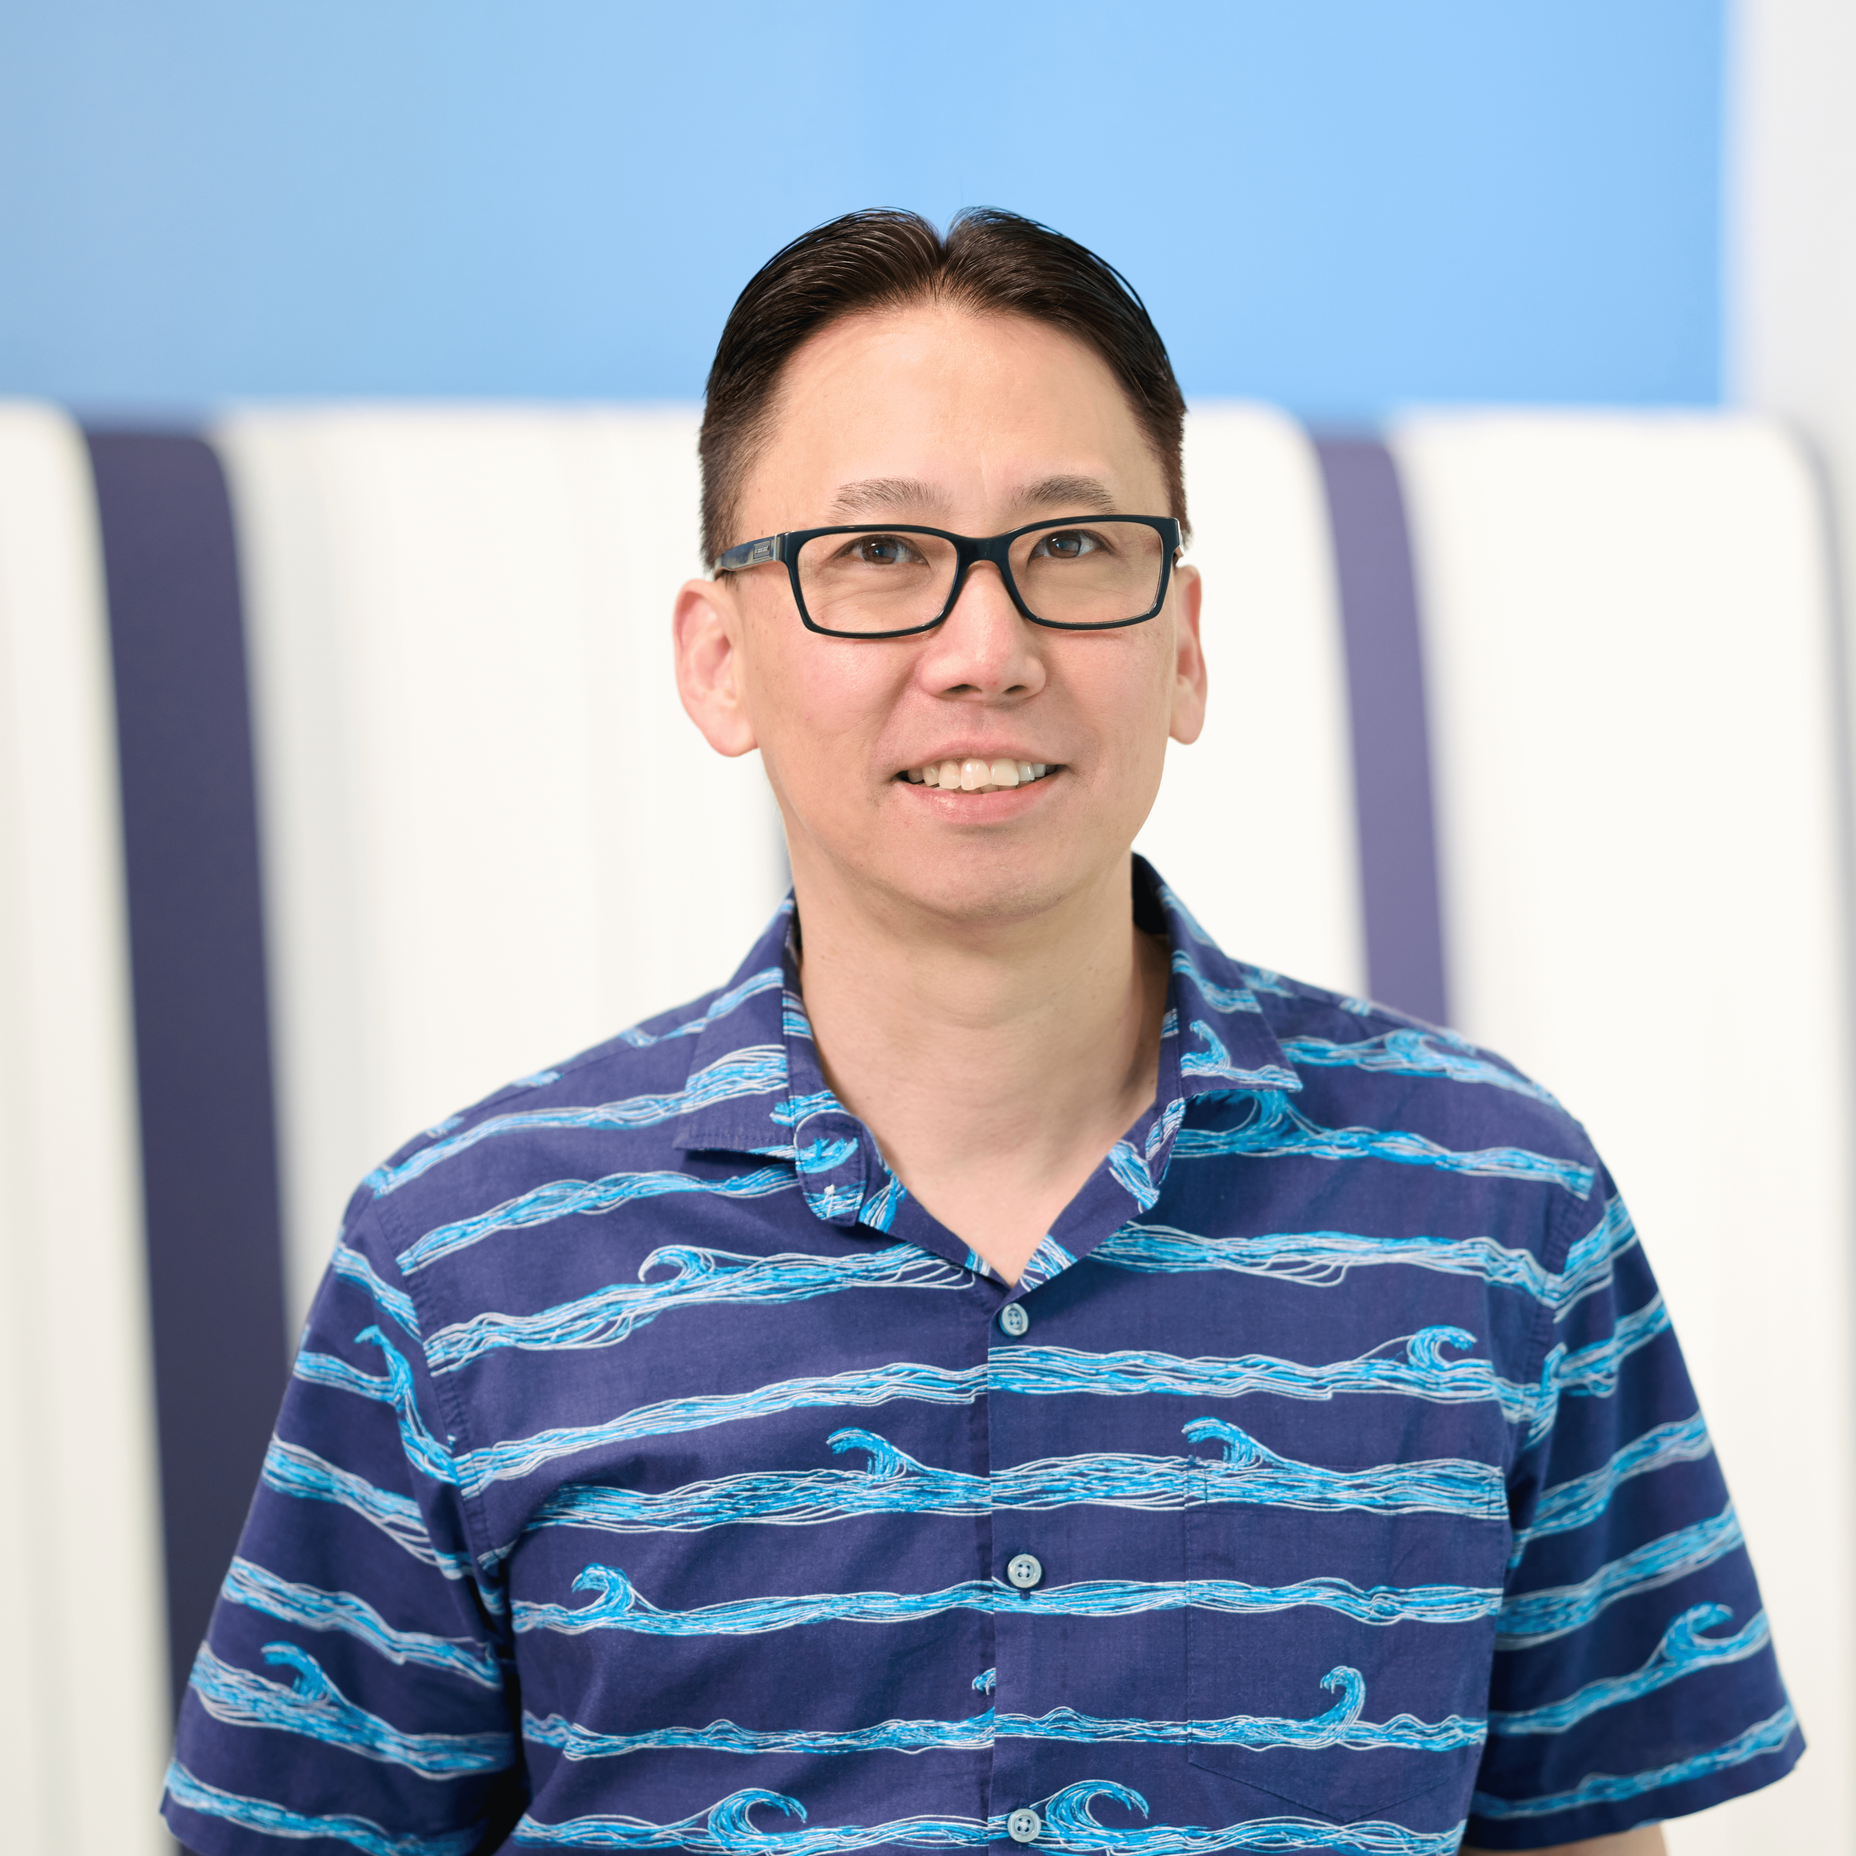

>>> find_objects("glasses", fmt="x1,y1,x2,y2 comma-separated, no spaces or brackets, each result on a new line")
716,515,1182,639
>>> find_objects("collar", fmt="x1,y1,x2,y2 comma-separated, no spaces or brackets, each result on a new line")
672,858,1298,1240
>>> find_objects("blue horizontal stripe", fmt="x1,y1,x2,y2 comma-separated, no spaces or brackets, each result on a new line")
527,1420,1499,1535
1496,1505,1743,1648
369,1046,787,1196
221,1557,502,1689
166,1759,485,1855
398,1162,802,1274
1490,1603,1769,1734
1471,1702,1797,1819
512,1567,1500,1637
425,1242,967,1374
514,1781,1464,1855
189,1642,514,1776
1173,1092,1595,1196
1510,1414,1713,1560
1098,1196,1635,1317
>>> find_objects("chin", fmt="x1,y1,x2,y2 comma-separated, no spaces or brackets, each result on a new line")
877,843,1102,928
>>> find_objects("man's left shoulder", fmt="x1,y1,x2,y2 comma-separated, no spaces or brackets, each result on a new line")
1250,966,1603,1189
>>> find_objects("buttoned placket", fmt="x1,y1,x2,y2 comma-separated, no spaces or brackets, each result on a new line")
670,867,1300,1849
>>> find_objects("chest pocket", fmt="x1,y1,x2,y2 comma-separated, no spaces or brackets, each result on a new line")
1183,1425,1509,1827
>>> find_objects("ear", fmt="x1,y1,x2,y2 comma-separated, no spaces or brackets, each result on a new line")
1166,563,1208,746
674,576,759,757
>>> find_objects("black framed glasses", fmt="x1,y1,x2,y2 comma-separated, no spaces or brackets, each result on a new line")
716,515,1182,639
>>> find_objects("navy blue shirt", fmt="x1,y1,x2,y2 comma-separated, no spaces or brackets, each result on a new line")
165,860,1799,1854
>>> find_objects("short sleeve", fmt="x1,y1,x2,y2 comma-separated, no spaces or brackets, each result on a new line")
162,1193,525,1856
1467,1167,1803,1847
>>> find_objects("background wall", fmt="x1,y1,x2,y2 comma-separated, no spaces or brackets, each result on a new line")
0,0,1723,414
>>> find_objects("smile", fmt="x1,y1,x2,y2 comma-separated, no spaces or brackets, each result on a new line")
898,758,1057,793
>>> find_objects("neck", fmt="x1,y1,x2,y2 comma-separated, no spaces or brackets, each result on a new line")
792,852,1167,1283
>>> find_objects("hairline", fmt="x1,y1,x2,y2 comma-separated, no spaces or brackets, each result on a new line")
713,297,1185,566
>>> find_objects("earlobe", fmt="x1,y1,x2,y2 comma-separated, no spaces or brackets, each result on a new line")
1167,564,1208,746
673,578,760,757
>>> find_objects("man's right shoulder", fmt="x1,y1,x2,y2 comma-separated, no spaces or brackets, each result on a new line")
334,957,791,1275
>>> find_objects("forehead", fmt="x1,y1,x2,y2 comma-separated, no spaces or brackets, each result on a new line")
742,303,1163,526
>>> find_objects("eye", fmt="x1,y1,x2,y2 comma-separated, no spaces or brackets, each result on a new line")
1033,528,1107,561
849,534,923,567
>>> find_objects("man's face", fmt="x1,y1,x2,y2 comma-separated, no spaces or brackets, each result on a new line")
678,302,1205,929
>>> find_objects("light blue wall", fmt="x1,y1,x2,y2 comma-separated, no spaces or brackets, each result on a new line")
0,0,1723,415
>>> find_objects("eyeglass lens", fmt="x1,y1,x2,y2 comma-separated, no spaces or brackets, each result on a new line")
795,522,1166,635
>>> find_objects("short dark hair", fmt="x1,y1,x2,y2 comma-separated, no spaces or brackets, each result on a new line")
699,207,1188,570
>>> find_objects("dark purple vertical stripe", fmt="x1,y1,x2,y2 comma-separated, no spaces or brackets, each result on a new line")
1313,436,1450,1027
86,430,289,1716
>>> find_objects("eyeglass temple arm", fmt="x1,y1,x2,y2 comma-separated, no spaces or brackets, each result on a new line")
716,535,784,572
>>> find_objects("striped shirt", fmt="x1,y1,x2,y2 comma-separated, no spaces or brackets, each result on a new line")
164,859,1799,1854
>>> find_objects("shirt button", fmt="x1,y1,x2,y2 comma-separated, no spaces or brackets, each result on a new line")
1006,1552,1044,1590
1007,1809,1042,1843
998,1303,1029,1337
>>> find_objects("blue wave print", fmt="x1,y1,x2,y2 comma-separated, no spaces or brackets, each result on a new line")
1031,1780,1460,1854
525,1708,992,1759
1019,1236,1077,1289
529,1419,1498,1536
1180,1020,1298,1090
770,1087,843,1128
513,1566,1498,1638
783,992,813,1040
1495,1504,1743,1649
860,1169,907,1232
1472,1702,1797,1820
426,1242,966,1374
222,1556,501,1689
1168,946,1263,1015
330,1243,421,1338
1187,1419,1502,1516
1173,1092,1595,1196
189,1642,513,1776
522,1671,1482,1763
1008,1667,1484,1752
976,1668,996,1692
1490,1603,1769,1734
994,1332,1514,1415
513,1782,1463,1855
618,968,784,1047
1280,1029,1560,1106
463,1323,1546,1501
259,1439,474,1584
1510,1414,1714,1560
1523,1294,1673,1445
165,1760,483,1856
1107,1141,1162,1211
399,1162,801,1275
295,1329,458,1486
369,1046,787,1196
1099,1198,1635,1318
455,1363,985,1498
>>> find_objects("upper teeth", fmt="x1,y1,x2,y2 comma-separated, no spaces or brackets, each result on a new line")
906,758,1049,790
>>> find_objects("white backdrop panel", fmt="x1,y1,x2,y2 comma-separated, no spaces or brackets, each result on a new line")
1137,404,1365,996
0,405,170,1856
1394,410,1853,1852
216,407,786,1328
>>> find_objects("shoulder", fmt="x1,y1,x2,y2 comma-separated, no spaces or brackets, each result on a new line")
1226,969,1610,1276
336,975,754,1271
1262,970,1593,1158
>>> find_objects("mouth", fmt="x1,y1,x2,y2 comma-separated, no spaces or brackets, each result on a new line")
895,757,1059,794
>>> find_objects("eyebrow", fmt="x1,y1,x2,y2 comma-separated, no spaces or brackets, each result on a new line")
824,473,1120,522
827,478,947,519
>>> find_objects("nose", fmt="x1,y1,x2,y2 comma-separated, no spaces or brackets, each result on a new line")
915,560,1047,702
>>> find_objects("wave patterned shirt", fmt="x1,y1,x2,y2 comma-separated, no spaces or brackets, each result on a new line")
164,860,1799,1856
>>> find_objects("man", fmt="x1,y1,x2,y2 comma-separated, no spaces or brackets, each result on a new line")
163,209,1798,1856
